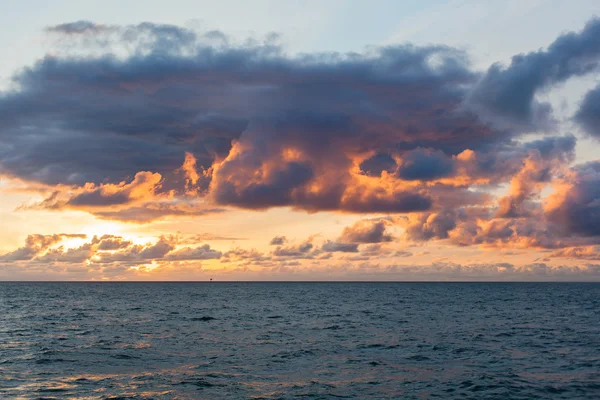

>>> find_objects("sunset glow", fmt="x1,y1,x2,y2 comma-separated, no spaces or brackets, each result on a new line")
1,1,600,281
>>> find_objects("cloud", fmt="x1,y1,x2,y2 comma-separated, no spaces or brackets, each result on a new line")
402,209,458,241
2,231,600,280
35,243,94,263
67,171,162,207
544,161,600,237
180,233,246,243
496,134,576,218
3,257,599,281
165,244,222,261
396,135,595,250
0,18,598,257
396,148,454,181
359,153,397,177
91,201,225,223
46,20,112,35
575,84,600,139
359,244,392,257
91,235,132,250
177,152,209,195
95,236,176,263
321,241,359,253
16,156,226,223
0,234,86,261
466,17,600,131
221,248,272,266
551,246,600,260
402,202,600,251
379,262,600,281
0,20,508,215
211,154,315,209
272,241,316,258
269,236,287,245
339,219,393,243
0,233,226,271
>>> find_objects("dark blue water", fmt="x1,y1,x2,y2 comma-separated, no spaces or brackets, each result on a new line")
0,283,599,399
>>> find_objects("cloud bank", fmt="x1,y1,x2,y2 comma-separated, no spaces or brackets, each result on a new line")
1,19,600,272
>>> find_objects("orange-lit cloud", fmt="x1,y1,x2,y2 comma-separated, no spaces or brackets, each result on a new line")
1,19,600,280
14,155,225,223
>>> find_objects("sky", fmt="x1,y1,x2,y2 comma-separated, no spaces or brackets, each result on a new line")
1,0,600,281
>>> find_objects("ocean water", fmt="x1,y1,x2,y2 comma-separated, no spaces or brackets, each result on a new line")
0,283,599,399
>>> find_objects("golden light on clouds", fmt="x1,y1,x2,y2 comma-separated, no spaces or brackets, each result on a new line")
0,17,600,280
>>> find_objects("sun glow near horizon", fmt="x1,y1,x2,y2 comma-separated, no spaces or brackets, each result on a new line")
1,2,600,281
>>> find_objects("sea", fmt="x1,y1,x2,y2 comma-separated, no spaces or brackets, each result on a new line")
0,282,599,399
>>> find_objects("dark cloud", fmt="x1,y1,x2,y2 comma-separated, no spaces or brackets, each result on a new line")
340,190,433,213
575,84,600,138
524,134,577,160
466,17,600,130
212,160,314,209
0,21,499,215
359,153,397,177
396,148,454,181
0,18,598,224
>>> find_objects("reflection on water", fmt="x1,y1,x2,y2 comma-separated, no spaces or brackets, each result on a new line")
1,282,599,399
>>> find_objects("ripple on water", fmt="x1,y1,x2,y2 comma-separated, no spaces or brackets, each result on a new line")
1,282,599,399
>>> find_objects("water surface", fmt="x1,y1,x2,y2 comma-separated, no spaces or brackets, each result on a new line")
1,282,599,399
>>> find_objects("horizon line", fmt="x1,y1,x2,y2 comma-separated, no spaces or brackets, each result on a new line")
1,280,599,283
